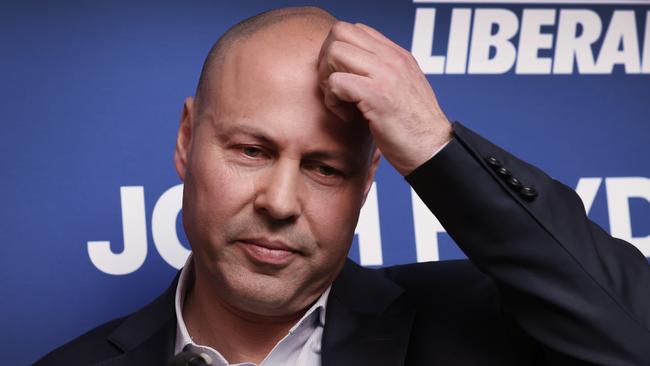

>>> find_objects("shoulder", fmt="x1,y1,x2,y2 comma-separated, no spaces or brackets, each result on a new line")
33,316,126,366
380,260,501,309
34,273,179,365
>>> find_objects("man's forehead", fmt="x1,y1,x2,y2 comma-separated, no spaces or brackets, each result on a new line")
193,7,336,118
227,21,329,74
197,12,373,164
210,16,333,83
229,11,334,55
203,22,328,113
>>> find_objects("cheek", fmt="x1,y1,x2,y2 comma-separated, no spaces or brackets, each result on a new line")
183,148,256,245
196,144,258,200
304,184,366,256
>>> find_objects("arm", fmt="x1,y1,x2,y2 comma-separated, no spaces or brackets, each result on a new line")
317,20,650,365
406,122,650,365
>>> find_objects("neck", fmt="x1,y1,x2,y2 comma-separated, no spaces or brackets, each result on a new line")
182,268,307,365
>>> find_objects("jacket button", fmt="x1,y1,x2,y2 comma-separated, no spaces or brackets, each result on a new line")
508,177,523,189
485,156,501,168
497,167,511,178
520,186,538,200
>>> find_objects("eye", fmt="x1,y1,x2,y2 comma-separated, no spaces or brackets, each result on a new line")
241,146,264,158
317,165,338,176
307,163,345,186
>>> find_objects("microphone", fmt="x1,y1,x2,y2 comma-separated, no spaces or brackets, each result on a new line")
168,348,212,366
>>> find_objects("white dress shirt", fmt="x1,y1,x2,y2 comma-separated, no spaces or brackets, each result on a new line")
174,254,330,366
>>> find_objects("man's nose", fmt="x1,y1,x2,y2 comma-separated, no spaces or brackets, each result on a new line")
253,159,302,221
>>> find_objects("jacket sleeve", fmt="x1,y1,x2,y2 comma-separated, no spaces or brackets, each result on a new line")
405,122,650,365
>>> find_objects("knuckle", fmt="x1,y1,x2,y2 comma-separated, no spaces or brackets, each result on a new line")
390,49,414,69
402,49,417,64
331,21,347,38
394,48,406,60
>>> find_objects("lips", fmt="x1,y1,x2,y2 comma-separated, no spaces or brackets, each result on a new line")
237,238,300,266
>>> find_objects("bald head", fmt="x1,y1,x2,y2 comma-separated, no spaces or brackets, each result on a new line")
194,6,337,113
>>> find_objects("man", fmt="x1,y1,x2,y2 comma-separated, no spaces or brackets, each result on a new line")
36,6,650,366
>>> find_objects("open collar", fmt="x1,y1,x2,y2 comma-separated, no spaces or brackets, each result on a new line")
95,259,415,366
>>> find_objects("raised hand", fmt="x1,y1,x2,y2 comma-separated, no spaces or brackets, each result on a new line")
318,21,453,176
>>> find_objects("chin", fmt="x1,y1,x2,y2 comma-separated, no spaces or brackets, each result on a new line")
219,265,309,317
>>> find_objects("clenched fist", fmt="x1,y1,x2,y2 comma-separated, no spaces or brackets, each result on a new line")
318,21,453,176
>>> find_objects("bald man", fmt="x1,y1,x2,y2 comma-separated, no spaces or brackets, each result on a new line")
36,7,650,366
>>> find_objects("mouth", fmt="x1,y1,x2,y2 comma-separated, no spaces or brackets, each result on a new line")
236,238,300,267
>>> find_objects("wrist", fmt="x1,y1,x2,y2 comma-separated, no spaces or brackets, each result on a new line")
399,119,453,176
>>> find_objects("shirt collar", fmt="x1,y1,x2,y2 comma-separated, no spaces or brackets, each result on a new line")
173,253,331,357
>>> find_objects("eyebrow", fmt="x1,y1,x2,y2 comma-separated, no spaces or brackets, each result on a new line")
300,150,366,173
304,150,355,165
216,123,365,170
216,124,279,150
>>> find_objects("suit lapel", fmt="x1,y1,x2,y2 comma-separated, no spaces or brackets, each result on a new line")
95,274,179,366
322,260,415,366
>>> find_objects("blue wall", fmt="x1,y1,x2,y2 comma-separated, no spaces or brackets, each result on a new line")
1,1,648,364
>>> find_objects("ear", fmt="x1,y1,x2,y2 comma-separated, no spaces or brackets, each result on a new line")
360,148,381,206
174,97,195,182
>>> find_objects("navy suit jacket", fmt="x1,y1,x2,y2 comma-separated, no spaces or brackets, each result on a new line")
35,123,650,365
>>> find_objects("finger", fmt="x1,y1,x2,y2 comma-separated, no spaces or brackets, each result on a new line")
327,71,373,105
355,23,411,56
318,40,380,80
354,23,395,48
320,21,388,58
323,72,373,122
322,85,358,122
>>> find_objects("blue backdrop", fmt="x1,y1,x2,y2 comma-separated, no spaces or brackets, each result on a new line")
1,0,649,364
